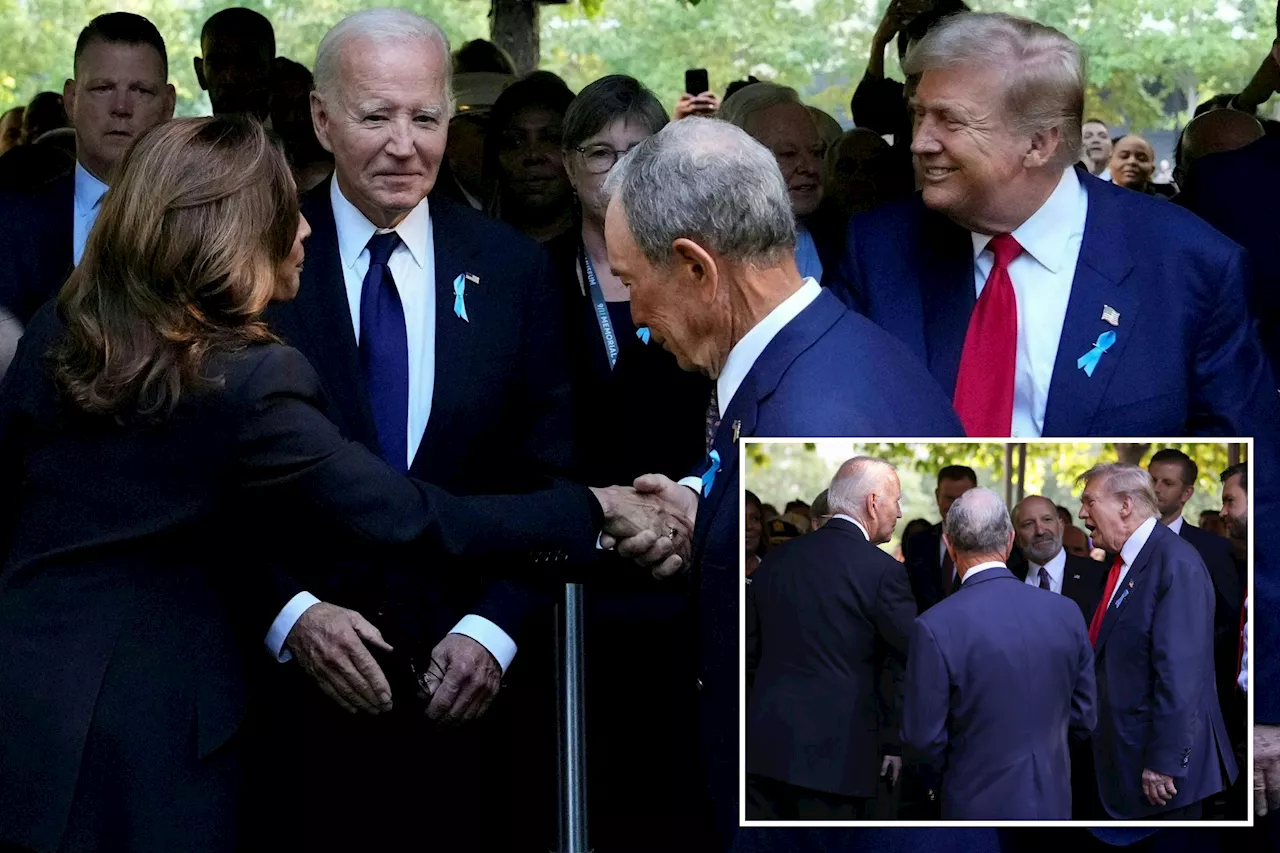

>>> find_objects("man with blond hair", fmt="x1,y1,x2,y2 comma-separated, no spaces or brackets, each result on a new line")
1076,463,1236,821
830,13,1279,441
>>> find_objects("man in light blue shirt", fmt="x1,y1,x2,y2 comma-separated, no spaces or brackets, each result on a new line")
0,12,174,323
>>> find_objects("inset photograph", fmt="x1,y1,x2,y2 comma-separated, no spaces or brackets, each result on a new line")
742,440,1250,827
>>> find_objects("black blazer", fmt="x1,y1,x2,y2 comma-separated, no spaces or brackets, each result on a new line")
0,173,73,324
263,184,578,651
1178,521,1245,718
1009,550,1109,621
745,518,916,798
905,523,949,614
544,230,710,488
0,308,600,853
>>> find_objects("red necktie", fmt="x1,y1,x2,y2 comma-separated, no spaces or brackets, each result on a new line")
954,234,1023,436
1238,596,1247,688
1088,555,1124,647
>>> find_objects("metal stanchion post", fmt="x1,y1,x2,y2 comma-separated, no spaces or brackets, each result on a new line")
554,582,591,853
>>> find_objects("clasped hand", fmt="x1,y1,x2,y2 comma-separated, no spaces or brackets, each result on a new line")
591,474,698,578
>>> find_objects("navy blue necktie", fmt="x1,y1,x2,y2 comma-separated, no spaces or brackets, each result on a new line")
359,231,409,472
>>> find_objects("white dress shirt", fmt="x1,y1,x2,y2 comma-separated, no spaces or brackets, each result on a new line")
716,277,822,418
1024,548,1066,594
1166,514,1185,535
72,162,109,266
832,513,870,542
970,167,1088,438
677,278,822,495
1107,516,1159,608
960,560,1005,584
265,179,516,672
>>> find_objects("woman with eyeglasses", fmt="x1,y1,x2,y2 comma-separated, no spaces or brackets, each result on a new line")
547,74,713,852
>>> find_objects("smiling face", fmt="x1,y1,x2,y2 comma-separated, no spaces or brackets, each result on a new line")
1108,135,1155,189
910,63,1044,232
745,102,825,217
1082,120,1111,167
65,39,175,182
311,37,449,229
1015,496,1063,565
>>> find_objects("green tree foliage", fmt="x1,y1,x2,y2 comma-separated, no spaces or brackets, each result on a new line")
3,0,1270,130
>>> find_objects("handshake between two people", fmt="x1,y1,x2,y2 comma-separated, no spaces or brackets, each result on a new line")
590,472,701,579
285,473,701,721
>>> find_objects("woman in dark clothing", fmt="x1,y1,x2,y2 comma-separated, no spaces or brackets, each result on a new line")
547,75,713,852
0,116,675,853
482,70,577,243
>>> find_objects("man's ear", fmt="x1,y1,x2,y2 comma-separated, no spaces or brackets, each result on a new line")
1024,126,1062,170
194,56,207,91
671,237,719,304
310,91,334,154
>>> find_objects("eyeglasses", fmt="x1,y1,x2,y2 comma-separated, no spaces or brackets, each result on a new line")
573,143,639,175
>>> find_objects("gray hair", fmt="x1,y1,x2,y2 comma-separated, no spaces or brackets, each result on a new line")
827,457,897,520
943,487,1014,555
1076,463,1160,519
314,9,453,110
904,12,1084,170
718,82,802,131
602,117,796,267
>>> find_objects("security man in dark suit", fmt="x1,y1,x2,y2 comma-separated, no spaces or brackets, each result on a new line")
904,465,977,614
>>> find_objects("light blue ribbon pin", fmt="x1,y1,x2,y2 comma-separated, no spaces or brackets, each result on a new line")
1114,587,1130,609
701,449,721,497
636,326,651,344
452,274,469,323
1076,330,1116,377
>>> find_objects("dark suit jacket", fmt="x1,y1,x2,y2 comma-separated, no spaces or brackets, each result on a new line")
0,308,600,853
1177,520,1245,726
745,518,916,798
1091,523,1237,818
1009,550,1109,621
0,173,72,324
904,524,949,614
828,171,1280,438
902,565,1095,819
690,288,963,849
1176,135,1280,375
262,184,575,652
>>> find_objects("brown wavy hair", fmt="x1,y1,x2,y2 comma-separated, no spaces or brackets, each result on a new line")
53,116,299,420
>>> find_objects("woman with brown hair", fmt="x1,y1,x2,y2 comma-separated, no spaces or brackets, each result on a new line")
0,116,685,853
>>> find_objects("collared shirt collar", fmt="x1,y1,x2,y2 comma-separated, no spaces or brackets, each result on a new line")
1030,548,1067,586
961,560,1006,583
1120,516,1160,569
832,513,870,542
716,277,821,417
970,167,1082,275
74,161,109,217
1167,514,1185,535
330,176,430,270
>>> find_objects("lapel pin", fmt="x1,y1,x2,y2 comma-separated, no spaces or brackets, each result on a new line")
465,273,480,285
636,326,651,344
1102,305,1120,326
732,420,741,444
1072,574,1081,580
452,273,470,323
1128,580,1134,588
1077,330,1116,377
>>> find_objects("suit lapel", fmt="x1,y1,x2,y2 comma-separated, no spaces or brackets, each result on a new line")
52,174,74,277
1094,531,1158,655
918,210,976,395
1041,180,1139,436
289,182,378,444
414,196,483,473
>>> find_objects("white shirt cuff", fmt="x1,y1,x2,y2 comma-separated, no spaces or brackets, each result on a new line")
450,615,518,673
678,476,703,493
265,591,321,663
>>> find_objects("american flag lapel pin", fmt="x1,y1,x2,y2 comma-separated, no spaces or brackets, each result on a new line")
1102,305,1120,326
